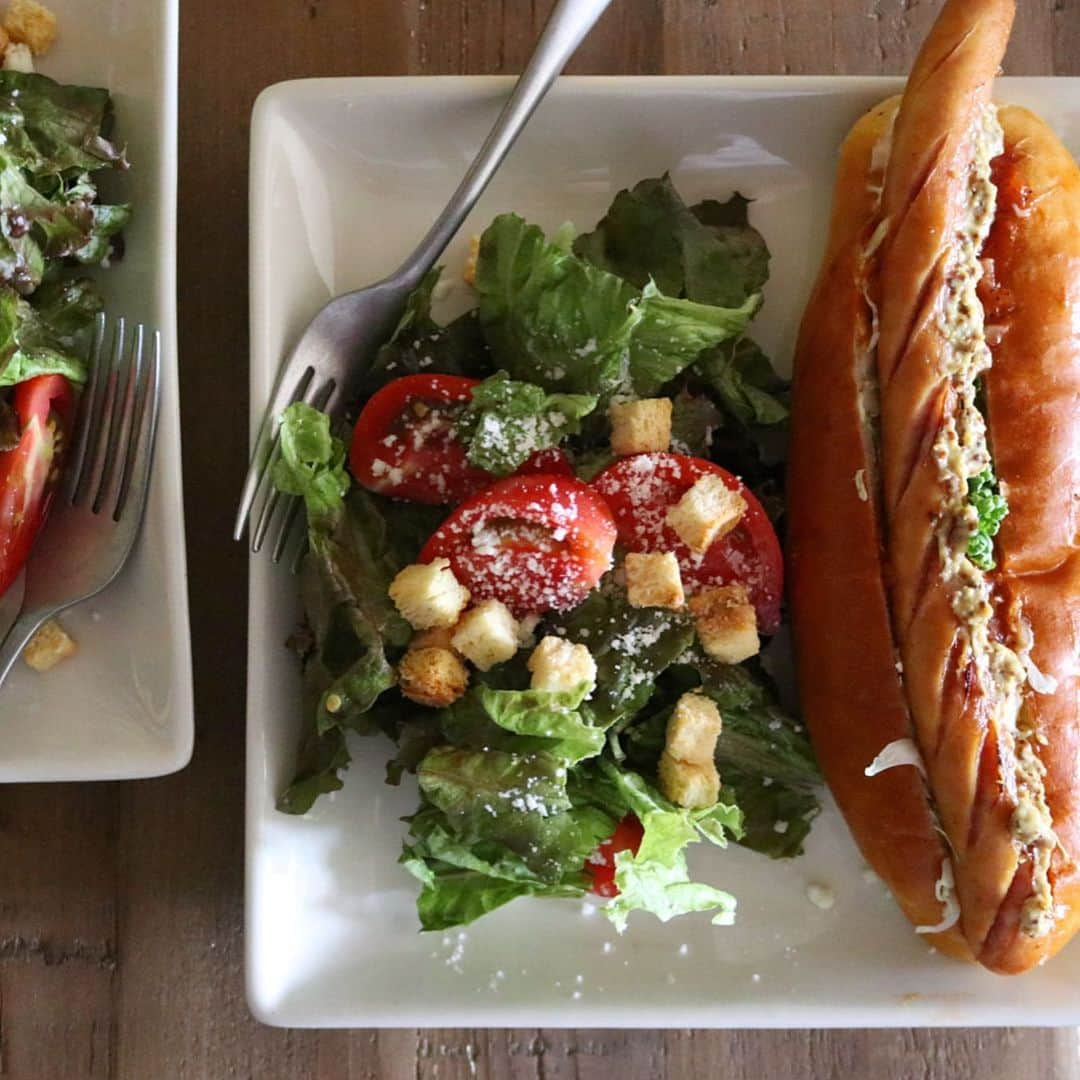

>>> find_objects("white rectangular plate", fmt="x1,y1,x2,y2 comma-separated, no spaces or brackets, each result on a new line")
0,0,191,782
247,76,1080,1028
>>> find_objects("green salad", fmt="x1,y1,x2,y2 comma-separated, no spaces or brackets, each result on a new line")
0,70,128,600
274,175,820,933
0,71,127,385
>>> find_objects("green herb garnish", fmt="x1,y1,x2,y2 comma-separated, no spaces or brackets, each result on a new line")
967,468,1008,570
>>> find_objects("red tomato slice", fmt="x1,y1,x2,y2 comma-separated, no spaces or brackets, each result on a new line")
0,375,75,598
419,474,617,617
586,814,644,898
349,374,490,505
592,452,783,633
350,376,578,504
514,446,574,478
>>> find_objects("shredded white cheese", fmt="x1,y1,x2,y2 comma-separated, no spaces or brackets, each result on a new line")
915,859,960,935
853,469,869,502
864,737,927,779
1016,616,1059,695
1021,654,1059,696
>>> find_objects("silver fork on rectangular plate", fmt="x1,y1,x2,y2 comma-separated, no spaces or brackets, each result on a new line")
0,313,161,689
234,0,613,561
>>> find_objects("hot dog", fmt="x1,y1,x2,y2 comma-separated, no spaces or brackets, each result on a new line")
788,0,1080,974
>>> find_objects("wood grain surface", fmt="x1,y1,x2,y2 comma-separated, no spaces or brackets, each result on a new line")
1,1,1078,1076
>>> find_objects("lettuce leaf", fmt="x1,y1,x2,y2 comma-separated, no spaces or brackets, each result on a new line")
547,581,695,727
0,280,103,386
432,680,606,765
574,176,769,309
581,762,739,931
570,175,787,438
0,73,127,384
0,72,129,295
473,682,604,763
631,285,760,396
0,72,126,174
0,165,129,290
30,278,104,351
416,746,614,884
670,388,723,456
304,494,416,722
275,484,441,814
475,213,642,396
698,661,820,789
714,765,819,859
621,659,821,859
402,750,741,931
276,724,351,815
272,402,349,531
474,214,756,399
456,370,596,476
693,336,789,429
401,804,589,931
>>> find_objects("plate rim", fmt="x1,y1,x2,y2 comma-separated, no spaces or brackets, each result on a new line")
245,73,1080,1028
0,0,192,783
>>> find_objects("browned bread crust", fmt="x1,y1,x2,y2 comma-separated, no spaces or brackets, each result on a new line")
791,0,1080,973
871,0,1017,966
788,97,970,961
974,104,1080,972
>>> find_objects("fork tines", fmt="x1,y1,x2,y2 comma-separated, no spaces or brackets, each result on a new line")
67,313,162,520
234,364,335,562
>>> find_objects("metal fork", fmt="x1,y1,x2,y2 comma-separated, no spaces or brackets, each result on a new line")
0,314,161,689
234,0,613,560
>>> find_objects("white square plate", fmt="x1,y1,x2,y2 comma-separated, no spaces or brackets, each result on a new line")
0,0,191,782
247,76,1080,1027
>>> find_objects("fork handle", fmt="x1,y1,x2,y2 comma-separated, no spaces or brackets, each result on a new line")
0,607,53,692
394,0,614,288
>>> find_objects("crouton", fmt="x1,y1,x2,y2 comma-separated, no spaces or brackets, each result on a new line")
451,599,520,671
463,235,480,286
389,558,470,630
23,618,77,672
397,646,469,708
666,474,747,553
409,625,457,652
609,398,672,456
3,41,33,72
527,635,596,694
658,755,720,810
658,691,723,808
624,551,684,610
688,584,759,663
5,0,57,55
0,27,10,53
666,692,722,764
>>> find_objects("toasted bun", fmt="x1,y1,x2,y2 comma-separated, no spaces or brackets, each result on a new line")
788,97,970,961
791,0,1080,974
973,104,1080,973
872,0,1017,967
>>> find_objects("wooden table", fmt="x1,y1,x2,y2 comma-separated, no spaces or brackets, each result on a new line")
3,1,1079,1076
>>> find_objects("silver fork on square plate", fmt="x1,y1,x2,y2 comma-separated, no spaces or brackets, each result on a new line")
0,313,161,689
234,0,614,561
